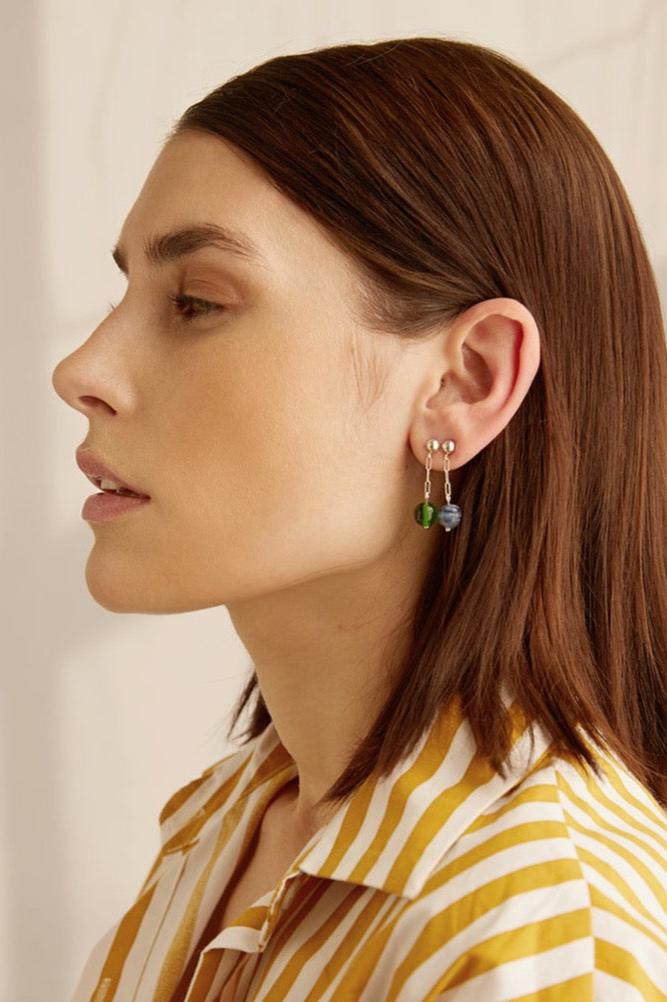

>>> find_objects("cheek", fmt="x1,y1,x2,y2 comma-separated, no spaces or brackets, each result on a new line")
149,344,384,580
166,329,348,487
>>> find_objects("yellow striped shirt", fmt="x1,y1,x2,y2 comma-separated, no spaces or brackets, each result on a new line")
71,696,667,1001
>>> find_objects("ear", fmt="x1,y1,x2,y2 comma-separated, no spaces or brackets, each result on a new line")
408,297,541,472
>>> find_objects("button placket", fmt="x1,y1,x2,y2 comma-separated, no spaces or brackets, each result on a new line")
257,869,302,950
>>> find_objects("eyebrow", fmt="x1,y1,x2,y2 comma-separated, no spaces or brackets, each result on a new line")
111,222,266,275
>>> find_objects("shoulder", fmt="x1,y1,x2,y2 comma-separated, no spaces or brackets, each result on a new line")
410,747,667,999
130,740,261,901
157,739,258,846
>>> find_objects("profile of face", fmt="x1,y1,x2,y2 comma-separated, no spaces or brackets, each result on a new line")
51,129,455,615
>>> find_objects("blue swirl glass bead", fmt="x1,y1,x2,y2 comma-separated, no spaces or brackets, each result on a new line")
437,503,462,531
414,501,438,528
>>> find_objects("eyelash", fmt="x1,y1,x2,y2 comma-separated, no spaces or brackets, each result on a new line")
106,294,225,323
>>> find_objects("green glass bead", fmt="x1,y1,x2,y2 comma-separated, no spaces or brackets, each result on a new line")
414,501,438,528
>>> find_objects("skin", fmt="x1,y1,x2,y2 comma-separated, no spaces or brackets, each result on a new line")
51,129,541,840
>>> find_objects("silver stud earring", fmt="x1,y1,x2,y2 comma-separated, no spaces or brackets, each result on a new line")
414,438,462,532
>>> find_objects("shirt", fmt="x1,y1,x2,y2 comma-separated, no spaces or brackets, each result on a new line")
71,694,667,1001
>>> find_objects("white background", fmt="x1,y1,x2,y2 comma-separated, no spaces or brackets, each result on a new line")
2,1,666,999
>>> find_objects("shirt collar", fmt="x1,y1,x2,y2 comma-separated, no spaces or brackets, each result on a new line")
241,687,556,901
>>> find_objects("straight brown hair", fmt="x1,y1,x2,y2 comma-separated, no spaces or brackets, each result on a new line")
172,36,667,811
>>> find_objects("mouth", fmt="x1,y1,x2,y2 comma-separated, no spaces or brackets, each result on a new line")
75,448,151,499
89,476,150,499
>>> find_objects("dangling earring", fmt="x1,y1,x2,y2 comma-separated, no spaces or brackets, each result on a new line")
413,438,462,531
436,439,462,532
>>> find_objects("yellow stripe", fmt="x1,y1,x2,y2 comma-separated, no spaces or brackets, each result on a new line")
589,884,667,951
593,753,667,833
422,820,571,896
381,746,500,892
466,784,561,833
175,949,223,1000
572,844,659,930
350,705,535,892
153,772,285,999
595,938,667,1000
315,766,380,879
556,782,667,915
159,777,208,827
313,895,408,999
506,972,594,1001
388,861,588,996
437,908,591,992
256,885,395,999
253,877,331,977
315,698,462,883
567,754,667,855
158,749,249,826
557,771,667,881
90,880,158,1002
161,746,290,853
134,845,167,900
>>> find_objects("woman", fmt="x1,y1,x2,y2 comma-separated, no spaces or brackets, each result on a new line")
52,35,667,1002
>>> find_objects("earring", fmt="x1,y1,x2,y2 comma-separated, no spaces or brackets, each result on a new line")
413,438,462,531
437,439,462,532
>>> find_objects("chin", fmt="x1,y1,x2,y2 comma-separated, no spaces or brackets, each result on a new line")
84,558,228,614
83,554,164,614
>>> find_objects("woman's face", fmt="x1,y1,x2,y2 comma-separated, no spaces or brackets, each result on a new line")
52,129,442,613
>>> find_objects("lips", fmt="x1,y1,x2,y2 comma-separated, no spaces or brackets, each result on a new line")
75,448,151,498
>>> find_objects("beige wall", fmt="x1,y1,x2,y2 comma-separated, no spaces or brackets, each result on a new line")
2,1,665,998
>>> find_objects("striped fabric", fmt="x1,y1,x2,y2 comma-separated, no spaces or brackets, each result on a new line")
71,695,667,1001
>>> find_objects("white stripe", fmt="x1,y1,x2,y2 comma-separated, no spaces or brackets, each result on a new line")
369,876,591,1001
572,753,667,848
598,753,667,828
556,799,667,917
117,798,254,999
556,759,667,871
113,851,189,998
254,883,392,1000
592,907,667,992
318,717,466,888
196,946,247,1002
203,886,274,953
361,720,478,889
433,722,554,851
473,764,560,824
433,836,578,910
594,969,650,1002
317,894,402,1002
577,859,667,946
435,939,594,1000
158,749,248,844
445,797,565,865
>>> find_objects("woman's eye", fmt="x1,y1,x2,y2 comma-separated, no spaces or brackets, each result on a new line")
104,295,226,323
167,293,226,322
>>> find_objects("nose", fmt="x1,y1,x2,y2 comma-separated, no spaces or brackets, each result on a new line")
52,350,96,413
51,355,70,404
51,350,109,416
51,310,130,417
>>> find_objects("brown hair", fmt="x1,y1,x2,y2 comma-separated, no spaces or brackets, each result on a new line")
172,36,667,810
